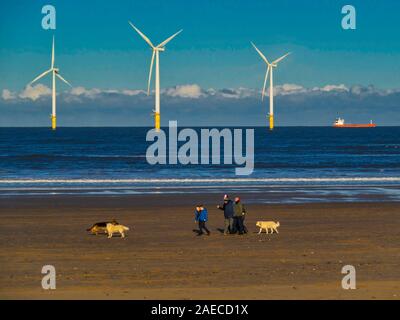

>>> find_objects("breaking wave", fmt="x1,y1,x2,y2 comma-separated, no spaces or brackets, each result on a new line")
1,177,400,184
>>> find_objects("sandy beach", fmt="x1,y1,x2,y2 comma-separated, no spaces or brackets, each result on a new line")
0,194,399,300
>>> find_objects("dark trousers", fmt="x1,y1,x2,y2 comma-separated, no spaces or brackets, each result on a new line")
234,216,245,234
238,216,245,234
198,221,210,235
241,216,248,233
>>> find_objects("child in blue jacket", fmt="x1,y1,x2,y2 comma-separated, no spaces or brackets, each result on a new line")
195,205,210,236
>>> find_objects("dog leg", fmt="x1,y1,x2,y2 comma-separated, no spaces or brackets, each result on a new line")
274,227,279,234
121,232,125,238
258,228,262,234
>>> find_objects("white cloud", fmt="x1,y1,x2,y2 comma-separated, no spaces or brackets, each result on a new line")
1,89,16,101
232,87,257,98
164,84,205,99
121,89,146,96
69,86,147,100
18,84,52,101
70,86,102,99
1,83,397,105
319,84,349,92
274,83,306,96
209,87,257,99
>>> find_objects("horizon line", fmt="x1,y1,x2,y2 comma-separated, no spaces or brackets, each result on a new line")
0,125,398,129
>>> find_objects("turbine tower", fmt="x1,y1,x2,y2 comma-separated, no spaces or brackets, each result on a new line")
129,21,182,131
29,36,71,130
251,42,290,130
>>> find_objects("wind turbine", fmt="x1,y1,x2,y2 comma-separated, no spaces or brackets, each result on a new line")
29,36,71,130
251,42,290,130
129,21,182,131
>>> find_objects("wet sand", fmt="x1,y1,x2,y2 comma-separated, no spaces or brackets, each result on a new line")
0,195,399,299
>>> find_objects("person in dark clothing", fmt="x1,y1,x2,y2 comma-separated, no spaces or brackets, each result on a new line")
233,197,242,234
195,205,210,236
217,194,234,235
234,197,247,234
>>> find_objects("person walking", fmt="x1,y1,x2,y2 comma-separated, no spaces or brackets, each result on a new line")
234,197,247,234
217,194,234,235
195,205,210,236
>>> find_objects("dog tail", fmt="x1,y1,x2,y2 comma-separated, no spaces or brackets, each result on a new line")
123,226,130,231
86,226,93,231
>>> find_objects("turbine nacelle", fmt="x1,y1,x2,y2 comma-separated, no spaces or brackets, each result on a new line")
28,39,71,88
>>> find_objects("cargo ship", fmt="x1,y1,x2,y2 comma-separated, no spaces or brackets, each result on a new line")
333,118,376,128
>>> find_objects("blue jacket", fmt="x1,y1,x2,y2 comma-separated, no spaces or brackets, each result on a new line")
218,200,234,218
195,208,208,222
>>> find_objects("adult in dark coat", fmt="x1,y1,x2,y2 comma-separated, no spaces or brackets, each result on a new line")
217,194,235,235
234,197,247,234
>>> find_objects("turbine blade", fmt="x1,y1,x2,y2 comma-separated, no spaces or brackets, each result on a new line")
51,36,55,68
147,50,155,95
29,69,52,85
272,52,291,65
56,73,72,87
128,21,154,48
261,66,270,101
156,29,182,48
251,42,270,65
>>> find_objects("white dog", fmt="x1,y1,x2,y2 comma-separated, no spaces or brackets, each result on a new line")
106,223,130,238
256,221,280,234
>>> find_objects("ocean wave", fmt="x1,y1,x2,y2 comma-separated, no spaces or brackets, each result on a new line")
1,177,400,184
0,154,146,159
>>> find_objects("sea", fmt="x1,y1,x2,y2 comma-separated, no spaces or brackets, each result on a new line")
1,127,400,203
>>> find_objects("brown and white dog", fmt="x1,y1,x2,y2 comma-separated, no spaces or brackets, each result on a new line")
86,220,118,235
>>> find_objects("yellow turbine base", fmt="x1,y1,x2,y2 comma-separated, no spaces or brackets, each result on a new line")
155,113,160,131
269,114,274,131
51,116,56,130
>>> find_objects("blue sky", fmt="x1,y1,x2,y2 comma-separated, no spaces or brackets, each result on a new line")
1,0,400,126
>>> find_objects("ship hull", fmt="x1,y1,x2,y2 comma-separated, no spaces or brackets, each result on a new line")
333,124,376,128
